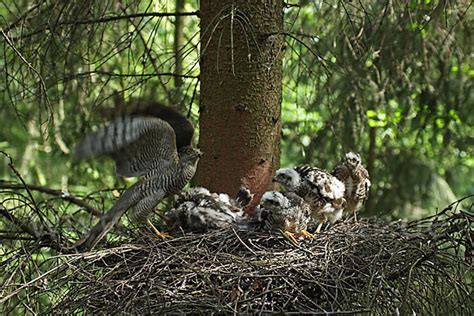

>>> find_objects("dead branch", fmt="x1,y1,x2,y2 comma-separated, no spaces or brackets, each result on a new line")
0,181,101,217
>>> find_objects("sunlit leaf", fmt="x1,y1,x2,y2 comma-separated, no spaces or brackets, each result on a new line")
435,118,445,128
367,109,377,118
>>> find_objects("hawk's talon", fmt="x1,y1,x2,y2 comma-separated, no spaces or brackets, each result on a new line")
283,231,298,244
297,229,314,239
147,219,172,239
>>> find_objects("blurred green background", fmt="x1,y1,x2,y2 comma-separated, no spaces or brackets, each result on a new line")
1,0,472,220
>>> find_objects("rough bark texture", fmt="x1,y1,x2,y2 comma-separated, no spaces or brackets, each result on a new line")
197,0,283,211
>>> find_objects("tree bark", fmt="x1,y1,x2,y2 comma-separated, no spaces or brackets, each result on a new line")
197,0,283,211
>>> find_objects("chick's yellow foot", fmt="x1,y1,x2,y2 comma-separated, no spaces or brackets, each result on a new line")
296,230,315,239
147,219,172,239
283,231,298,244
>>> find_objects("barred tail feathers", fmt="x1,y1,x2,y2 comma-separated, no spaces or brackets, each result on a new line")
73,186,139,251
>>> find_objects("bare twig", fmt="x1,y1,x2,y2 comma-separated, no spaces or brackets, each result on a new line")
61,70,198,81
2,198,471,314
0,203,39,238
0,181,101,217
3,11,200,42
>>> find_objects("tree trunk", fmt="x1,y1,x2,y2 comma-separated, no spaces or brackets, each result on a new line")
197,0,283,211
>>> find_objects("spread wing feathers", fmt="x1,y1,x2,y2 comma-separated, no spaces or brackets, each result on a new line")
295,166,345,200
355,166,371,201
74,116,178,177
332,164,350,181
126,101,195,150
165,187,248,232
256,191,311,233
290,166,346,230
332,161,371,210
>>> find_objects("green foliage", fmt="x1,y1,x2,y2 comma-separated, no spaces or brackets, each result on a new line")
0,1,472,314
0,0,200,190
281,0,473,217
0,0,472,221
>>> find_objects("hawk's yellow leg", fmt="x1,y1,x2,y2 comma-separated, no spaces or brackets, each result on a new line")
147,219,171,239
283,231,298,244
296,229,315,239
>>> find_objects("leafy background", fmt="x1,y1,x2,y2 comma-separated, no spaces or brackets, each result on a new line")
1,0,472,221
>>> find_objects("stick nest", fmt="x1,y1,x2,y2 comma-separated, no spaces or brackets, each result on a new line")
11,209,472,314
0,176,472,314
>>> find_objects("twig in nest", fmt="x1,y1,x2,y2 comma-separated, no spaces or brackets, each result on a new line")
1,197,472,314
